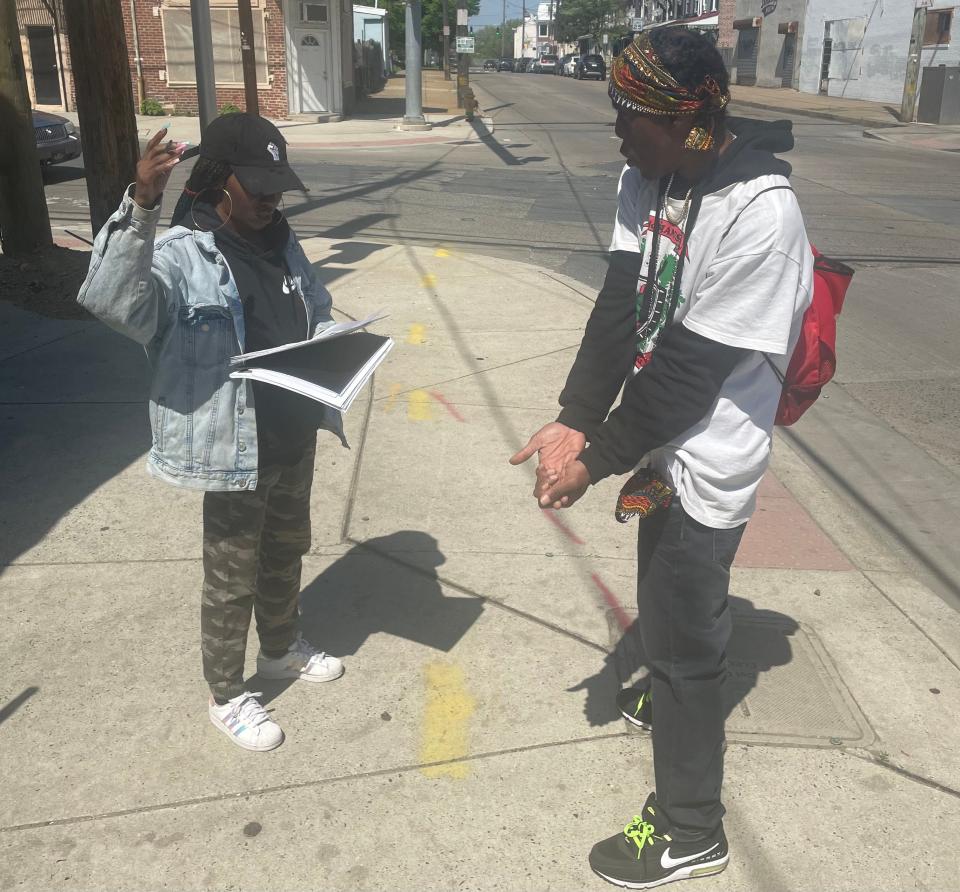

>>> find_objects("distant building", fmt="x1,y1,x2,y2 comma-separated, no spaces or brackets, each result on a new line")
14,0,357,120
800,0,959,105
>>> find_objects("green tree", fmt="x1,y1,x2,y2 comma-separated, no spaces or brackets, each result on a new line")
555,0,619,43
382,0,483,64
471,19,521,60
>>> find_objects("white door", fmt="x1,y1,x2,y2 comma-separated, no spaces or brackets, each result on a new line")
295,29,333,113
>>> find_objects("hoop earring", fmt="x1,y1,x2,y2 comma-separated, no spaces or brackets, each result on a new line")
191,188,233,233
684,125,715,152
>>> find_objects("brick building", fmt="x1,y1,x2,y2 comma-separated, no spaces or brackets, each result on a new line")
15,0,356,120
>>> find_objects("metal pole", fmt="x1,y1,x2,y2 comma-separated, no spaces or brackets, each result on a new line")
521,0,526,59
456,0,469,107
442,0,451,80
402,0,429,129
900,6,926,124
500,0,505,59
190,0,217,130
237,0,259,116
129,0,145,110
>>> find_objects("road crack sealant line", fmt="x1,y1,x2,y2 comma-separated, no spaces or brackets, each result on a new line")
0,731,632,835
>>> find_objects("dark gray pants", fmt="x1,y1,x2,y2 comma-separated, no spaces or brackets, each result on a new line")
636,500,746,841
200,444,315,701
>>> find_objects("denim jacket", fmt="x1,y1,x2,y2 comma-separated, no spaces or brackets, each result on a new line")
77,189,345,492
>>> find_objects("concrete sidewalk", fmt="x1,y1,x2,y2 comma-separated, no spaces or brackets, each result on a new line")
730,84,903,128
1,236,959,891
58,72,476,152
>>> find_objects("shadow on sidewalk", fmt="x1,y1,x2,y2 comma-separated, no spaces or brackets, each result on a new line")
569,595,798,727
251,532,484,706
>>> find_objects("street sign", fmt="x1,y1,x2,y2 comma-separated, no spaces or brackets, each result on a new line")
457,8,468,25
443,25,450,35
631,17,643,31
456,36,475,53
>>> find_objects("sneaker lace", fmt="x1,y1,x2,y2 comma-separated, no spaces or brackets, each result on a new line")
292,634,328,665
235,693,271,727
624,817,658,858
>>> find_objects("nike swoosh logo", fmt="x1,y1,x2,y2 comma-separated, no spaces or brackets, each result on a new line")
660,843,719,870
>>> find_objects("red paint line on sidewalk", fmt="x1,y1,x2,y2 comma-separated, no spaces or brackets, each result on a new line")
540,508,586,545
429,391,465,422
590,573,633,632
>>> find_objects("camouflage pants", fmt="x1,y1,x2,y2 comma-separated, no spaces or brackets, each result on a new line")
201,443,315,701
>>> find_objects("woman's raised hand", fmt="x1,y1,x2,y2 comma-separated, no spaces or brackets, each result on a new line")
134,128,181,209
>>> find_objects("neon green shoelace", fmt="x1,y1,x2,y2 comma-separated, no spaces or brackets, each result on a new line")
623,817,657,858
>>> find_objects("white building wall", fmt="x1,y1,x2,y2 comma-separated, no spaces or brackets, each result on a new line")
800,1,960,105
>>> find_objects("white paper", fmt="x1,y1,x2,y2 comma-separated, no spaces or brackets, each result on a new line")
230,310,388,365
229,338,393,412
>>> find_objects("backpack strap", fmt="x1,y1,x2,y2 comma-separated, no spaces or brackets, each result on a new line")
720,184,795,243
719,184,798,380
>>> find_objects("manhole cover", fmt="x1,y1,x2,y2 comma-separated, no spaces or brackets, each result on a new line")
606,607,873,748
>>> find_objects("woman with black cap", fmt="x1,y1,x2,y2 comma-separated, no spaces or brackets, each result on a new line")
78,113,346,752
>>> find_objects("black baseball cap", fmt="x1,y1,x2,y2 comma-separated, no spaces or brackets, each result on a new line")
200,112,305,195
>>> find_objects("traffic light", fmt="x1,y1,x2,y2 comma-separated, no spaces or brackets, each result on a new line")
496,26,501,37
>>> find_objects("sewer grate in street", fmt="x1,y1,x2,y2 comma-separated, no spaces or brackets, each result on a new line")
606,607,874,748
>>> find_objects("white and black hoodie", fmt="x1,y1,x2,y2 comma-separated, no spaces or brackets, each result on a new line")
558,117,813,529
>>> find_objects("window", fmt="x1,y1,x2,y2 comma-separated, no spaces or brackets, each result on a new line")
924,9,953,46
300,2,329,24
538,22,548,36
163,8,268,86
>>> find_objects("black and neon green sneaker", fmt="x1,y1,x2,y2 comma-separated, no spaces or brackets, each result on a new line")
588,793,729,889
616,685,653,731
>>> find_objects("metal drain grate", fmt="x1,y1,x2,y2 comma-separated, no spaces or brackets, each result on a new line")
607,607,873,748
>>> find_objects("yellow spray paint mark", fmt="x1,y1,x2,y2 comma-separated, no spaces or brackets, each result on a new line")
420,662,475,779
408,390,434,421
434,248,451,258
406,323,427,345
384,383,402,413
421,273,438,289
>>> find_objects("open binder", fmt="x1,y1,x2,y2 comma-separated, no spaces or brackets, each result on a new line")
229,311,392,412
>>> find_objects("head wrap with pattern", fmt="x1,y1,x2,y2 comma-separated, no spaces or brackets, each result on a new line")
608,31,730,119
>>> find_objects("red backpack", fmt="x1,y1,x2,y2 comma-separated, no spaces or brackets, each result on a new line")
722,186,854,426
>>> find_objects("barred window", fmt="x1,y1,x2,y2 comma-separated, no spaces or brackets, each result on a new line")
163,7,268,86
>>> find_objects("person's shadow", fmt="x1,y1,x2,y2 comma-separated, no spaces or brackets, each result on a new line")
250,531,484,704
569,595,799,728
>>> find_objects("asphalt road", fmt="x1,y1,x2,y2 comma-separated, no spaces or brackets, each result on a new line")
42,71,960,608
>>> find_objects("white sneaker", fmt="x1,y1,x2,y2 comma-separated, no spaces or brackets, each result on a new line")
209,692,284,752
257,634,345,683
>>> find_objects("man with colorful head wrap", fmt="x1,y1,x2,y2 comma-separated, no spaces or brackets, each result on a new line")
512,27,814,888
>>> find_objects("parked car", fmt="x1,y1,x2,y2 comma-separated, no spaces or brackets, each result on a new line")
576,54,606,80
563,54,580,77
528,58,540,73
33,110,82,165
515,57,530,72
497,58,514,72
483,59,497,71
537,53,559,74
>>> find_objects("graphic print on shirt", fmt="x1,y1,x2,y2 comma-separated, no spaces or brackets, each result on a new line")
635,214,687,370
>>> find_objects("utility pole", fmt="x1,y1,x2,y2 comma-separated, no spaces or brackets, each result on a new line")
63,0,140,236
237,0,260,116
521,0,526,60
402,0,430,130
0,0,53,255
900,4,927,123
442,0,451,80
500,0,505,59
456,0,469,107
190,0,217,130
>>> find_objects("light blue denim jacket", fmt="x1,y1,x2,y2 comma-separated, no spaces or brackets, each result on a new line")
77,189,345,492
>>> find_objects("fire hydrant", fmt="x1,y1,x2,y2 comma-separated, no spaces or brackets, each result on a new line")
463,88,478,122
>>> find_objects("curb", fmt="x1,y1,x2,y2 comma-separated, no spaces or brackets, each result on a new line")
732,98,904,130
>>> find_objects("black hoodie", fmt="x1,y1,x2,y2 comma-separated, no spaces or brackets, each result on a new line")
557,118,796,485
192,202,327,467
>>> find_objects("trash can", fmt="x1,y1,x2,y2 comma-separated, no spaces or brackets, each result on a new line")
917,65,960,125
